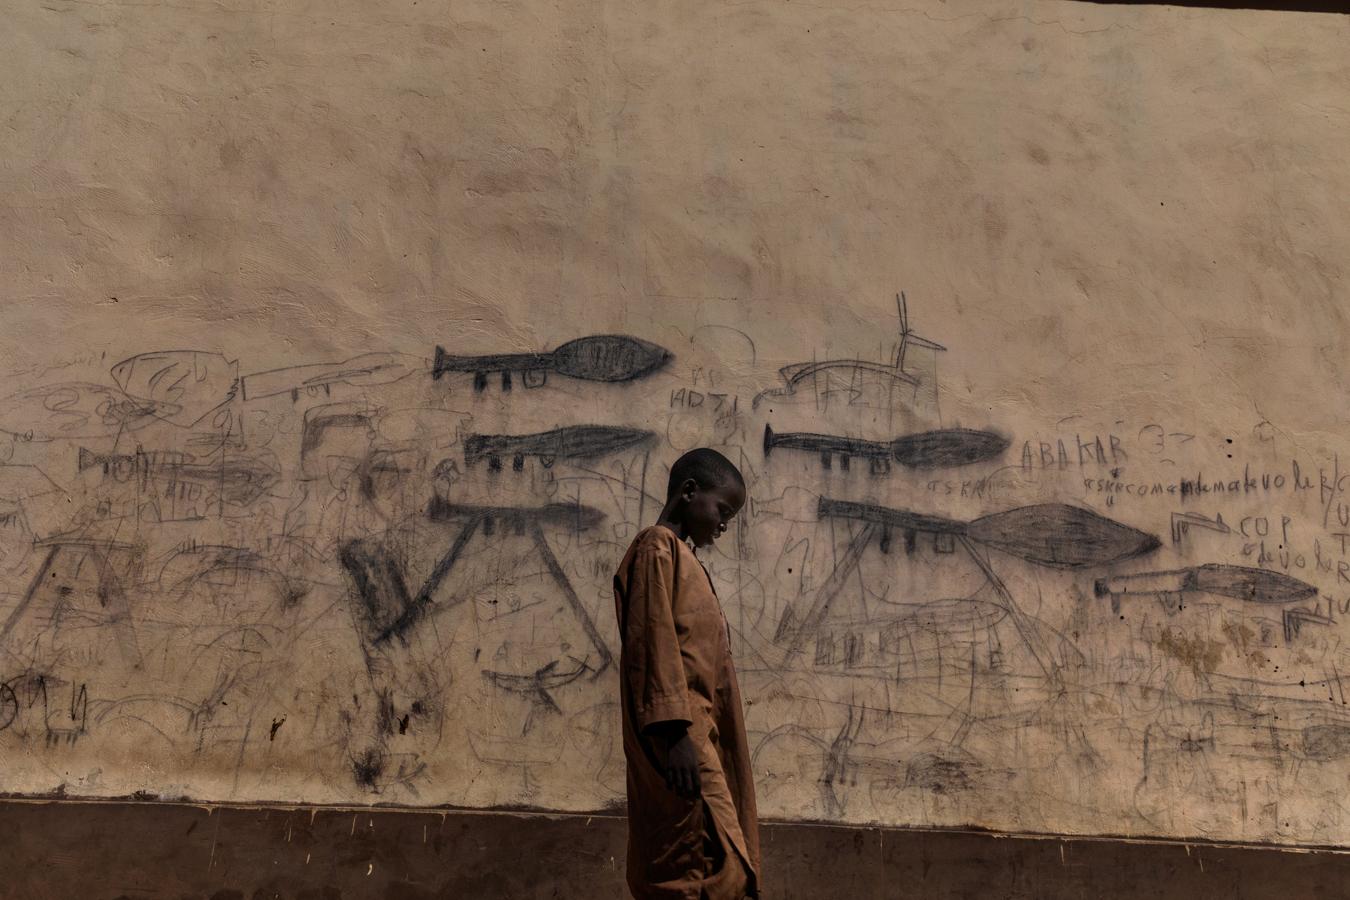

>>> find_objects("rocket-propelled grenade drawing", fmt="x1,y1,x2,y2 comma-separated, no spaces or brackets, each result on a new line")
432,335,672,391
1094,565,1318,607
465,426,654,470
425,497,606,533
764,425,1009,472
817,497,1161,568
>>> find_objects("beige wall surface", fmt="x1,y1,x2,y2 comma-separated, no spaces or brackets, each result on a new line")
1,0,1348,847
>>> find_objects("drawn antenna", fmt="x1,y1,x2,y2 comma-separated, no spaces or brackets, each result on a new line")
893,291,945,373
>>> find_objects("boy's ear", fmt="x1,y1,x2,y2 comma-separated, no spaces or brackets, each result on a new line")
680,478,699,499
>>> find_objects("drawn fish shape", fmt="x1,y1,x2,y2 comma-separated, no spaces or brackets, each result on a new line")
465,425,654,471
432,334,672,391
764,425,1008,472
0,383,160,441
1093,565,1318,606
817,498,1161,569
110,351,238,427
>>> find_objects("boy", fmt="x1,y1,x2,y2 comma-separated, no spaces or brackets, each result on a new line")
613,448,759,900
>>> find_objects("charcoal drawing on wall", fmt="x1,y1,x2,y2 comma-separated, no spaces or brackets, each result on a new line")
1,0,1348,855
3,279,1349,851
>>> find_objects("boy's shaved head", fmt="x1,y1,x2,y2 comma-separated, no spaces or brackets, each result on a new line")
666,448,744,499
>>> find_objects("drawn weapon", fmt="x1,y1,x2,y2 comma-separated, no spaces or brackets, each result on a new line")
764,424,1008,472
432,335,671,391
817,497,1161,569
465,425,654,471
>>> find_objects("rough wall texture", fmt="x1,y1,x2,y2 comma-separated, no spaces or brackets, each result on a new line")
1,0,1348,851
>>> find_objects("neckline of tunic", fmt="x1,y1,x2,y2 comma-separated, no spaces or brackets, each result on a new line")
649,524,731,646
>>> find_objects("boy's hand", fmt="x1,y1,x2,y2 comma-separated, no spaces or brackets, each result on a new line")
646,722,701,798
663,731,701,798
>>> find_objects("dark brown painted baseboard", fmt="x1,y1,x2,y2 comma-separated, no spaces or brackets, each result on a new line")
0,800,1342,899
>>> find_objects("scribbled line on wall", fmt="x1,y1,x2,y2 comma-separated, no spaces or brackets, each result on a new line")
0,351,241,441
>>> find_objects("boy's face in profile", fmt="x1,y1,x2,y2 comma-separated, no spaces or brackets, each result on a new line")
682,478,746,549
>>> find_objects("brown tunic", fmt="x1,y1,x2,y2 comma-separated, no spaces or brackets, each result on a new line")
613,525,760,900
